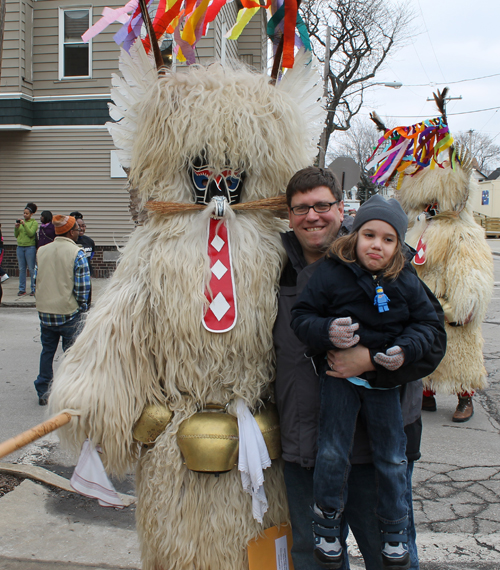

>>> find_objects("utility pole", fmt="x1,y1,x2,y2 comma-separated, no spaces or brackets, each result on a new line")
426,94,462,115
468,129,474,151
318,25,331,168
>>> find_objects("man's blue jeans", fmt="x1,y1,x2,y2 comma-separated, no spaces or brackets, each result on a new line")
34,314,82,398
283,460,419,570
315,375,408,528
17,245,36,293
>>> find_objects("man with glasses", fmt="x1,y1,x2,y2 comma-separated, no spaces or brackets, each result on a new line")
274,167,441,569
33,215,90,405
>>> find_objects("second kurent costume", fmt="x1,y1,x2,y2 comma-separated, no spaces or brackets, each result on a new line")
368,97,494,411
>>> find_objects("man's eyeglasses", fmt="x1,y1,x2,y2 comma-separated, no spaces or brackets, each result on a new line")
290,201,339,216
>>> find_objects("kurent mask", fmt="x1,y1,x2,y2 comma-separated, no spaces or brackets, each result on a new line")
189,157,245,205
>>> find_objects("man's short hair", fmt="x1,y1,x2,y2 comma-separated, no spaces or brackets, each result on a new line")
69,211,83,220
286,167,342,207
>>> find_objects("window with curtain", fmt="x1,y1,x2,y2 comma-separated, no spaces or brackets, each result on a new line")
62,9,90,77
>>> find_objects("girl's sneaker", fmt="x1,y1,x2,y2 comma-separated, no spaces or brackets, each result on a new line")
312,504,343,569
381,538,410,569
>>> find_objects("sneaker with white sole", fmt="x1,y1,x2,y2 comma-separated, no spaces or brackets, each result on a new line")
0,273,8,283
312,504,343,569
381,530,410,569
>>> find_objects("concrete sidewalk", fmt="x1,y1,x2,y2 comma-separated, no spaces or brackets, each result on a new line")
1,395,500,569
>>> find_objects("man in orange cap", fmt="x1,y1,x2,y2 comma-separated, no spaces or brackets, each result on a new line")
33,215,90,405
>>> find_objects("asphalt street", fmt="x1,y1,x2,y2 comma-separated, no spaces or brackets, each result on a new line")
1,243,500,569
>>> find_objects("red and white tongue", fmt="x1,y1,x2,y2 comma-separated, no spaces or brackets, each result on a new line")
203,217,237,332
414,235,427,265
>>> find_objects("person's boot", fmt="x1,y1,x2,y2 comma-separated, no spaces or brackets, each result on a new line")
422,394,437,412
452,395,474,422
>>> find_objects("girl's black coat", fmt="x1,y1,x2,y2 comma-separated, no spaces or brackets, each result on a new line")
291,253,444,388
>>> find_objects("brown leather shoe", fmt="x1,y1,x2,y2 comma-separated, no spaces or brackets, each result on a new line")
422,394,437,411
452,396,474,422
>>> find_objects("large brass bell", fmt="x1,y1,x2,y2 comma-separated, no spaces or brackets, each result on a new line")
254,401,281,460
132,404,173,444
177,405,239,473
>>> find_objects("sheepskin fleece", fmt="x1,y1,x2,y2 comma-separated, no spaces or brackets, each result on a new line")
399,167,494,394
126,63,318,206
47,59,321,570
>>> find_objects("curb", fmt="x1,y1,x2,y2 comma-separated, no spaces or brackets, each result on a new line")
0,462,136,506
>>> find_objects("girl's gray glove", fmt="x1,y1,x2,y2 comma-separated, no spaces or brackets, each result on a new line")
328,317,360,349
373,346,405,371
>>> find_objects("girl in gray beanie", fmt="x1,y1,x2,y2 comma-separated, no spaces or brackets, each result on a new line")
291,195,444,570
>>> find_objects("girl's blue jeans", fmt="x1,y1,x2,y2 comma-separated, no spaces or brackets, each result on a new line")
17,245,36,293
314,374,408,529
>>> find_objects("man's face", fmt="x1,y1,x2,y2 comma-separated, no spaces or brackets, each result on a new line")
288,186,344,264
77,219,86,236
69,224,80,243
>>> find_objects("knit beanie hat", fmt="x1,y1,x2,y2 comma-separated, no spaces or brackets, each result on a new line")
53,215,76,235
352,195,408,243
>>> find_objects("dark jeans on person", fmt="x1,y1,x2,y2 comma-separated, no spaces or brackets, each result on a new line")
315,375,408,530
34,313,82,399
17,245,36,293
284,460,419,570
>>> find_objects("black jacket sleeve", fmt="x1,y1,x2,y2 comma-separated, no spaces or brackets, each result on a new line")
290,263,336,351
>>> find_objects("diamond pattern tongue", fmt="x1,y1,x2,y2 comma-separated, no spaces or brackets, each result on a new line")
414,236,427,266
203,218,237,332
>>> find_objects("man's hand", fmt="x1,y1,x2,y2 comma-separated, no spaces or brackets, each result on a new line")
373,346,405,371
326,345,375,378
328,317,360,349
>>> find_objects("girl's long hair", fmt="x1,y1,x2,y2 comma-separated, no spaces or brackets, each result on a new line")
328,229,406,280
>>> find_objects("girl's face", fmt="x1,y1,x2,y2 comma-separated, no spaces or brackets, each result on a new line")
23,209,32,221
356,220,398,273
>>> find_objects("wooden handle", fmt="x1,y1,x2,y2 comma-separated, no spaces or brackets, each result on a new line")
0,412,73,460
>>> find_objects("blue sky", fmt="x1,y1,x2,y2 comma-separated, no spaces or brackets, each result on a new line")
360,0,500,143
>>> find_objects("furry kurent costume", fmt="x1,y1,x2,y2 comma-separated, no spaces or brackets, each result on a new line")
368,92,494,421
47,39,325,570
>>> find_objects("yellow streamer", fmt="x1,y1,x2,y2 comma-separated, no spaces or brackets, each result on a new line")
182,0,211,45
226,7,259,40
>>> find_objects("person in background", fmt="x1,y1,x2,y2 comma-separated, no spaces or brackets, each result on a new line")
38,211,56,248
34,215,90,405
15,202,38,296
76,218,95,276
0,224,8,283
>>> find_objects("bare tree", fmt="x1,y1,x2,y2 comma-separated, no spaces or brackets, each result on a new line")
300,0,413,156
454,130,500,176
328,116,387,170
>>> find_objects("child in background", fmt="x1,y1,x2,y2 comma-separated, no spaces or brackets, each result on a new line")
291,195,443,570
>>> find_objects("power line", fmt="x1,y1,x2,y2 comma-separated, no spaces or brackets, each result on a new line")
363,106,500,119
402,73,500,88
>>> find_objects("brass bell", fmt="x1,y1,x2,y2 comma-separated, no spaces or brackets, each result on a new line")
254,401,282,460
177,408,239,473
132,404,173,444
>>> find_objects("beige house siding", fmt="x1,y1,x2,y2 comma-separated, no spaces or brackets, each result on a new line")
0,128,134,246
1,0,22,92
33,1,122,96
237,9,267,72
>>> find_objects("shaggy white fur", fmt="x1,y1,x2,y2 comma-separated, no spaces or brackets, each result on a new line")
49,51,323,570
399,166,494,394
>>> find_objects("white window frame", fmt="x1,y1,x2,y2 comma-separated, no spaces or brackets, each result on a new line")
58,7,93,80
